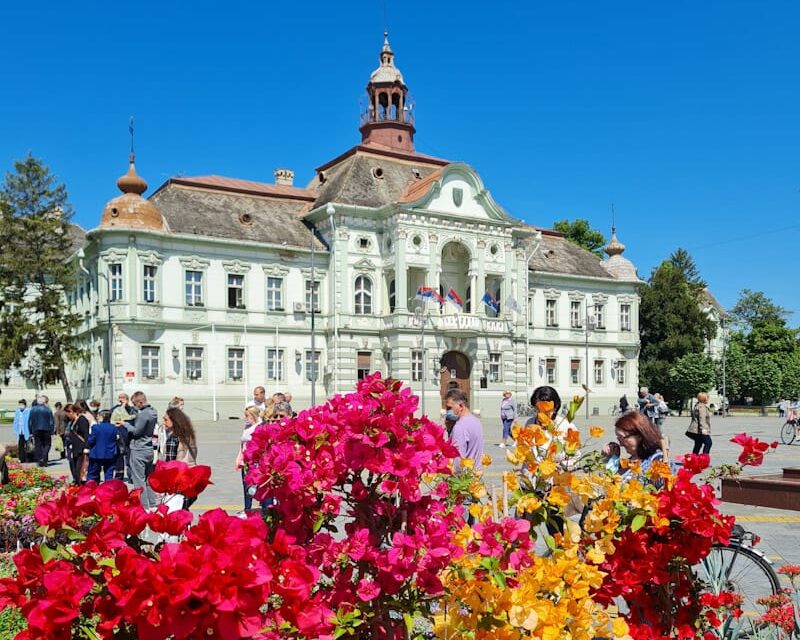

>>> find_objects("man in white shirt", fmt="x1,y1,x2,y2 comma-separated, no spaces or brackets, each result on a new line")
246,386,266,410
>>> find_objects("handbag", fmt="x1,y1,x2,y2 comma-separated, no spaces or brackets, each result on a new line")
25,438,36,455
54,435,65,453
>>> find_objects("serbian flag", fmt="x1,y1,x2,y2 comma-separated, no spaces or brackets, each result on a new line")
446,288,463,310
415,286,436,302
481,291,500,313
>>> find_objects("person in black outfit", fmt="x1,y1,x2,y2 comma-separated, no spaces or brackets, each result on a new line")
29,395,55,467
64,402,92,484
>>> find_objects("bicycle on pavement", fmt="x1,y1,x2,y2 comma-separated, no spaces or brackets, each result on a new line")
780,408,800,445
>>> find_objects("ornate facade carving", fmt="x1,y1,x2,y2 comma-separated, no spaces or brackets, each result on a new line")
222,259,251,274
178,256,210,270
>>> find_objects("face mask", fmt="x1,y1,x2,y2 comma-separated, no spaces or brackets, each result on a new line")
19,405,25,410
445,409,458,422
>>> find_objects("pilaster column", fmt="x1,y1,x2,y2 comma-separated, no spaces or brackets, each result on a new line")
476,240,487,316
395,230,407,312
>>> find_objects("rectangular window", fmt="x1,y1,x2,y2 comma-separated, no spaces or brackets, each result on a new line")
616,360,627,385
411,349,423,382
545,299,558,327
305,350,321,382
266,277,283,311
595,304,606,329
141,346,160,380
185,347,204,381
227,274,245,309
143,265,157,303
185,270,203,306
110,263,123,301
570,301,582,328
305,280,320,313
545,358,557,384
594,359,604,385
527,296,534,327
357,351,372,381
385,351,392,377
489,352,501,382
570,359,581,385
620,304,631,332
266,348,284,382
227,348,244,381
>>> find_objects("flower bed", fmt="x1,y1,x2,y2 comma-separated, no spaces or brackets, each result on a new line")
0,376,794,639
0,462,67,553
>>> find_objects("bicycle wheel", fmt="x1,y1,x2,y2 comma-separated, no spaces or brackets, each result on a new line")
780,421,796,445
696,544,780,620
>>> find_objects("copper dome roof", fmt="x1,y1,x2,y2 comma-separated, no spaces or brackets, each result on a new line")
100,155,164,231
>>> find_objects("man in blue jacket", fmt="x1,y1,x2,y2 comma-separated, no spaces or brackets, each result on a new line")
12,399,31,463
29,395,54,467
87,410,119,482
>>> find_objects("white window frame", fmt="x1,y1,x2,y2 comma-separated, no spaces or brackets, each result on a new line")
354,275,373,315
141,345,161,380
488,352,501,382
185,270,204,307
616,360,627,385
595,304,606,330
411,349,423,382
266,348,284,382
143,264,157,303
305,349,321,382
266,276,284,311
185,346,205,382
545,358,557,384
545,299,558,327
570,359,581,385
620,304,631,332
227,347,245,382
593,359,604,385
357,351,372,380
305,280,320,313
227,274,245,309
109,263,123,302
570,301,582,328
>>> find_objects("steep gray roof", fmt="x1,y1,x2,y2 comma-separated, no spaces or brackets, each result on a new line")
66,223,88,254
530,233,617,280
309,147,447,208
150,183,323,250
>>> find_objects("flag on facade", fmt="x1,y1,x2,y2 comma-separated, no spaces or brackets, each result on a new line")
505,295,520,314
481,291,500,313
416,286,445,306
446,288,463,310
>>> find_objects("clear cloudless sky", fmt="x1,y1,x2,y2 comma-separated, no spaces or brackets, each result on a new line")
1,1,798,320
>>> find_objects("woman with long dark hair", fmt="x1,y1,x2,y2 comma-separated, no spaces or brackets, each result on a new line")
65,400,94,484
603,411,665,484
161,407,197,465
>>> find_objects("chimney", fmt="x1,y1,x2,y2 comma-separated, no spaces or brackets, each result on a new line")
274,168,294,187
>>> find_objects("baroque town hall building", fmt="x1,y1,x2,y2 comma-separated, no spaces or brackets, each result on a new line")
45,35,641,419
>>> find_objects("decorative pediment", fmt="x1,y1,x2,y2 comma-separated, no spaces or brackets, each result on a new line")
400,163,519,226
179,255,210,270
617,294,638,304
300,268,327,279
568,290,585,302
592,293,610,304
353,258,377,272
543,288,560,299
262,264,290,277
137,250,162,266
100,248,128,263
222,260,251,275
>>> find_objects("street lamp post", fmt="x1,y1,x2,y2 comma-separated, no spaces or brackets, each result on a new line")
585,304,597,419
721,318,728,418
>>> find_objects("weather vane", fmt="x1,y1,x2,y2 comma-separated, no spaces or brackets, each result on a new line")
129,116,135,158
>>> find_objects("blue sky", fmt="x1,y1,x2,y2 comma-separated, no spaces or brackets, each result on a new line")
2,1,798,320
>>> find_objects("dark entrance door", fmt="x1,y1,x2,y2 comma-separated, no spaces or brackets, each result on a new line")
439,351,472,407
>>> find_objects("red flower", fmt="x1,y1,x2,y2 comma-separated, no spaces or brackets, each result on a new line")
731,433,771,466
147,461,212,498
678,453,710,474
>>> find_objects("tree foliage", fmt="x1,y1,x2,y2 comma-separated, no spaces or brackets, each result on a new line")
638,256,716,406
729,288,791,331
668,353,716,406
0,154,85,400
553,219,607,257
669,248,706,289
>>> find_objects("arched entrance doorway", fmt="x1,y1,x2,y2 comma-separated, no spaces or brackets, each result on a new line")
440,351,472,407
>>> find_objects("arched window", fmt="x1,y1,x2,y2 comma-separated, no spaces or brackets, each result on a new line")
354,276,373,315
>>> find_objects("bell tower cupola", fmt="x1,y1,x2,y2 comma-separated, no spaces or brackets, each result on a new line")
359,32,416,152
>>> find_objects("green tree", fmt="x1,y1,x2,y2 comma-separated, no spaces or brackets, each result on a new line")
741,354,783,411
668,248,706,290
668,353,716,407
638,260,716,409
0,154,85,400
553,219,607,256
729,289,791,331
744,322,798,356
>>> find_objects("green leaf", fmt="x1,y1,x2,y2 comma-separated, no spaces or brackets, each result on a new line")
631,513,647,531
39,544,59,563
544,534,556,552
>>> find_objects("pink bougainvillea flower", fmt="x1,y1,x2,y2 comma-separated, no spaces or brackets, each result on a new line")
147,461,212,498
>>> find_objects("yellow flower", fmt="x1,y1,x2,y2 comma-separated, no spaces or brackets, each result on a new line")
504,471,519,492
589,426,604,438
506,448,525,465
481,453,493,467
586,545,606,564
548,486,571,507
612,616,630,638
509,604,538,630
460,458,474,470
516,494,542,514
468,480,487,500
538,458,557,477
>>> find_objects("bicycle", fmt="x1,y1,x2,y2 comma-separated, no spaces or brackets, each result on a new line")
780,408,799,445
609,404,622,416
694,524,780,629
